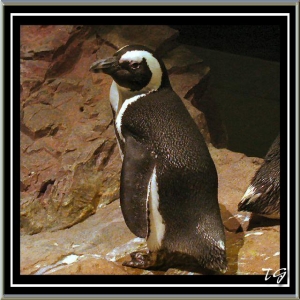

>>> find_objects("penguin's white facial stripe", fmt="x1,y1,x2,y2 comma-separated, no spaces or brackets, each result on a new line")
120,50,145,64
147,167,165,251
119,50,163,91
115,93,147,143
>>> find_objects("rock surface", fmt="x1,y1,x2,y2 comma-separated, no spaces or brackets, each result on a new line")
20,25,279,276
21,147,279,275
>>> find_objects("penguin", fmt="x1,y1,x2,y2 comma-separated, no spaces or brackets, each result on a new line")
238,134,280,219
90,45,227,273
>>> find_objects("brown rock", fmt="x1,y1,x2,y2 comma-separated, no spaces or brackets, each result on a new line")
20,26,116,233
21,149,280,276
95,25,179,56
21,60,51,101
210,146,264,229
20,25,72,61
237,227,280,275
163,44,203,72
44,26,95,80
20,25,72,102
46,257,132,275
21,200,138,274
222,211,242,233
22,104,62,138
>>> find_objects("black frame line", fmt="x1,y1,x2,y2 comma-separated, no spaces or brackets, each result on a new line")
2,3,298,300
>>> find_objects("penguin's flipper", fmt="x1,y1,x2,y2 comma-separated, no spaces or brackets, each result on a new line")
120,135,155,238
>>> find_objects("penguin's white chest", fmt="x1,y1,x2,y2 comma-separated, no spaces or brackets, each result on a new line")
109,81,120,114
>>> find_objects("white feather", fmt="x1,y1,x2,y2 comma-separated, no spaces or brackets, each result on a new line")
241,185,261,202
147,167,165,251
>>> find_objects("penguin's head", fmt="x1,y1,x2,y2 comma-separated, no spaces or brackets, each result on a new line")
90,45,170,92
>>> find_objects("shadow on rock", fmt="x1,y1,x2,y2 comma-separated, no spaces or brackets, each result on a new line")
246,214,280,231
220,204,245,275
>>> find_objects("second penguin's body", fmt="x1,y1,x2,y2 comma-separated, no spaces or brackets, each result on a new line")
90,45,227,273
238,134,280,219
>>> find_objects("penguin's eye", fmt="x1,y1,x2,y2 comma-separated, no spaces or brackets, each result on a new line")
130,62,140,69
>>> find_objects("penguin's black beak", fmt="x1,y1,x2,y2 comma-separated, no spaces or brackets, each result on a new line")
89,56,119,74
